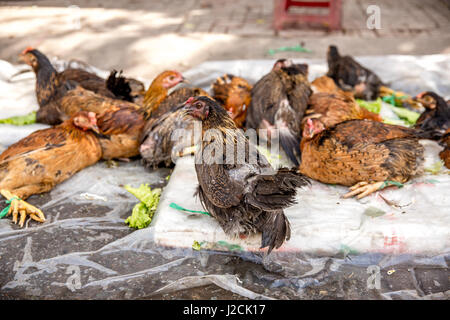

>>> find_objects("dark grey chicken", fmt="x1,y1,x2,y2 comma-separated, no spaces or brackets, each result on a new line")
326,45,383,100
414,91,450,140
139,87,209,168
246,59,312,166
184,96,309,254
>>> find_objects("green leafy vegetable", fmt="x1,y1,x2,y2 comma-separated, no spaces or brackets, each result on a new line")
124,184,161,229
268,44,312,56
383,118,409,126
192,240,203,251
356,98,382,114
425,161,444,175
385,104,420,125
0,112,36,125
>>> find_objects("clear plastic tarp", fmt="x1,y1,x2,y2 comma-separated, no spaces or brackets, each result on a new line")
0,55,448,299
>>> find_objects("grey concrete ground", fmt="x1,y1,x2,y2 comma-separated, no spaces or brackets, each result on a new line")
0,0,449,81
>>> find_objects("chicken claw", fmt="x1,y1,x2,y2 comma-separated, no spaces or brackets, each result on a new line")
343,181,384,199
1,189,45,227
178,145,197,157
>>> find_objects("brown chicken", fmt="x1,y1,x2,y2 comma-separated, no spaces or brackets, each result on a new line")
310,74,347,95
142,70,186,117
184,96,309,253
0,111,102,227
211,74,252,128
303,76,383,129
139,87,209,168
246,59,312,166
22,51,185,160
440,129,450,169
19,48,144,111
414,91,450,140
327,45,383,100
299,118,425,199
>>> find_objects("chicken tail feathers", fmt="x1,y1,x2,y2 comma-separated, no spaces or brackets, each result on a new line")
278,127,301,166
247,168,309,211
106,70,133,102
260,211,291,254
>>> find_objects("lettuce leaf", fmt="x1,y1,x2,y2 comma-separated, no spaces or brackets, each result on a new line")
125,202,152,229
356,98,382,114
124,184,161,229
0,112,36,125
385,104,420,125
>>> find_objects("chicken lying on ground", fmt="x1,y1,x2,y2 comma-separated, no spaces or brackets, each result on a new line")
303,76,382,129
211,74,252,128
106,69,146,104
299,118,425,199
183,96,309,253
69,70,185,160
326,46,423,111
0,111,102,227
326,45,383,100
440,129,450,169
414,91,450,140
20,48,144,108
246,59,312,166
139,87,209,168
22,48,185,160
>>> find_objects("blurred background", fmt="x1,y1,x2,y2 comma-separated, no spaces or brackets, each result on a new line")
1,0,449,80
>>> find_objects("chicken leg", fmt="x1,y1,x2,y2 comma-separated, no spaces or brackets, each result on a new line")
1,189,45,227
342,180,404,199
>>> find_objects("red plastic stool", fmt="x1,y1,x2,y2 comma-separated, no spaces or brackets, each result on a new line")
273,0,342,31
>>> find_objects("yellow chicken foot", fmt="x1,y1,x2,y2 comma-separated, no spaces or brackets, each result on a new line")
178,145,197,157
342,181,385,199
0,189,45,227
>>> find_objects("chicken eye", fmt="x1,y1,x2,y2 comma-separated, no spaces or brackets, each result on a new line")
169,76,175,80
195,102,202,109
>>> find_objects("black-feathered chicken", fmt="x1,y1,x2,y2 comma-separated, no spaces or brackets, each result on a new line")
414,91,450,140
326,45,383,100
184,96,309,253
246,59,312,166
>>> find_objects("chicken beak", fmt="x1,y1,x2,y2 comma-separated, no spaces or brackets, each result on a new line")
91,124,100,134
18,53,26,63
181,77,190,84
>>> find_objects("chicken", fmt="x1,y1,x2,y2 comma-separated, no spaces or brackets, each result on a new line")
106,69,146,104
440,129,450,169
246,59,312,166
326,45,383,100
299,118,425,199
0,111,102,227
19,48,143,108
142,70,186,117
139,87,209,168
21,51,185,160
211,74,252,128
310,74,345,95
184,96,309,253
414,91,450,140
304,76,382,129
69,70,185,160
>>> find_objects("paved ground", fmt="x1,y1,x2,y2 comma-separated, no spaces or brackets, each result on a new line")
0,0,449,81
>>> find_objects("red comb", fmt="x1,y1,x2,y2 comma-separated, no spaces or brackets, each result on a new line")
22,46,34,54
186,97,195,104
